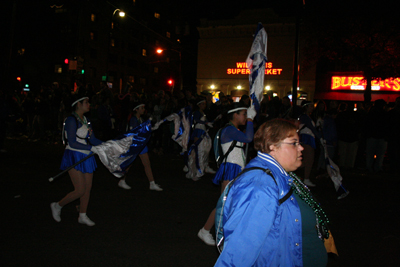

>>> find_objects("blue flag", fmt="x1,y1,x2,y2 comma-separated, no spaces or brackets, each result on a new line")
91,120,152,178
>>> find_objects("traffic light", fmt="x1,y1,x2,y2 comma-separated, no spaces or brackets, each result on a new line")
16,77,21,81
64,58,69,64
168,79,174,85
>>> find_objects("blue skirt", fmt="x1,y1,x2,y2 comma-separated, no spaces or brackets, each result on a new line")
140,145,148,155
60,149,97,173
212,162,242,185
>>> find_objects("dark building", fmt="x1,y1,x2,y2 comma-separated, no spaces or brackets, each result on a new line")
3,0,196,94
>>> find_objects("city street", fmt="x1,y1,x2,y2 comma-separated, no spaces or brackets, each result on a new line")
1,137,399,266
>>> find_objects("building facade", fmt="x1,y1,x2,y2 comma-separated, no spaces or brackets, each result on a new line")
196,9,316,103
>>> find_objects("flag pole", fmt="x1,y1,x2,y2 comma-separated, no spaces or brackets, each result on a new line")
48,154,95,182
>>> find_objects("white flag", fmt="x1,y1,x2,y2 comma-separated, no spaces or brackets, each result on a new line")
246,23,268,111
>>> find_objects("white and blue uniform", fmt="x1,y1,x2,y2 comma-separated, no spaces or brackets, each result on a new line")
186,110,212,178
212,121,253,185
60,115,102,173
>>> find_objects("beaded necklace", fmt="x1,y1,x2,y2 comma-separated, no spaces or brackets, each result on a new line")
289,172,330,240
73,112,88,126
72,112,93,138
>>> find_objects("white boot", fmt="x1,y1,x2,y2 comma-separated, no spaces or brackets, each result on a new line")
205,166,216,174
78,213,95,226
150,182,163,191
118,179,131,190
197,228,216,246
50,202,62,222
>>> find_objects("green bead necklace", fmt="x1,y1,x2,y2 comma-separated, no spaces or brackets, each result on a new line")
289,172,330,240
73,112,88,126
72,112,93,138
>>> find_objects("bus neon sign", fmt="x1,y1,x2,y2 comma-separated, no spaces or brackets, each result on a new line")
227,62,283,75
331,76,400,91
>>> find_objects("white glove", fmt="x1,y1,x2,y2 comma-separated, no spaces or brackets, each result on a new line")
152,120,163,131
247,105,257,120
214,114,222,121
206,122,213,128
90,146,98,154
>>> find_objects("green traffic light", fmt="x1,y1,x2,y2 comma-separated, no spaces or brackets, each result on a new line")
81,69,84,74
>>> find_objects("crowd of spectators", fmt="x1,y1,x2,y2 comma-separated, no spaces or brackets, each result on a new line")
1,82,399,174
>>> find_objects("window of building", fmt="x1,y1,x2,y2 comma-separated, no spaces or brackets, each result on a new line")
154,13,160,19
166,32,171,38
55,65,62,73
154,67,158,73
142,49,147,56
91,14,96,22
54,8,66,14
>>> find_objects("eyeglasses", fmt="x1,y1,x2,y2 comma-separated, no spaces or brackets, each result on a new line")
280,141,303,147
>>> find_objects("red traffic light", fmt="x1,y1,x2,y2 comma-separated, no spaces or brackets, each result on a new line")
168,79,173,85
17,77,21,81
64,58,69,64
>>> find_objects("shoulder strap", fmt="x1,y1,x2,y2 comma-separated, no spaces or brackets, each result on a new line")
227,167,277,194
279,187,293,205
62,115,78,145
217,124,240,166
228,167,292,206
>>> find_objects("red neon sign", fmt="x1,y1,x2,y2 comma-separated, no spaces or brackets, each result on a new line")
331,76,400,91
227,62,282,75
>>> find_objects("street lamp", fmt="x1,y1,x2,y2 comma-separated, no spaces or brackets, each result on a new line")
156,48,182,91
113,9,125,18
105,8,125,87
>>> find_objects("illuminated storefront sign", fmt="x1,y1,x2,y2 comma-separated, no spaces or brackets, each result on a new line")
227,62,283,75
331,76,400,91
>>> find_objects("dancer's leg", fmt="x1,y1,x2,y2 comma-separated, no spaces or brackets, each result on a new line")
58,168,87,207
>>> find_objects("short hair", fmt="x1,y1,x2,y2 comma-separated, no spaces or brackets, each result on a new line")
254,119,298,153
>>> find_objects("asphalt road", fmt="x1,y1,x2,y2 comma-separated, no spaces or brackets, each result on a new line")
1,137,399,266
